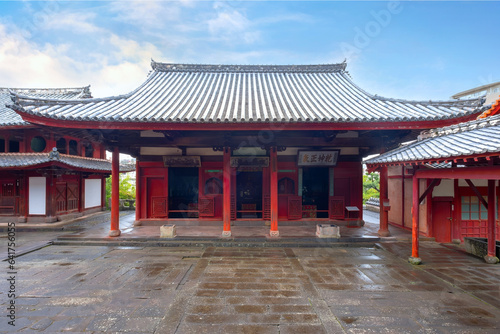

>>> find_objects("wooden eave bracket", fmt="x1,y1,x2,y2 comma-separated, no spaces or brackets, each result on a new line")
418,178,440,204
465,179,488,209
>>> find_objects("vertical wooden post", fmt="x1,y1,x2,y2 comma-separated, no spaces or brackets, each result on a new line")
109,147,121,237
409,174,421,264
270,146,279,237
378,166,390,237
46,173,56,220
485,180,499,263
134,160,141,225
222,147,232,237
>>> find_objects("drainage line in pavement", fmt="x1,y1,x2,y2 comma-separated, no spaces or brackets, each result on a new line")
1,241,53,261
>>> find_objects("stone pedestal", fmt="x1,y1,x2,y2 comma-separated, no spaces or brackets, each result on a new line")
160,224,176,238
408,257,422,265
316,224,340,238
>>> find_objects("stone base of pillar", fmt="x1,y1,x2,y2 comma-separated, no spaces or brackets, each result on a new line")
484,255,500,264
221,230,232,238
133,220,142,226
160,224,176,238
269,230,279,237
408,257,422,265
378,229,391,237
109,229,121,237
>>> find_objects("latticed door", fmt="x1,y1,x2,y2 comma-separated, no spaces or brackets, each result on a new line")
55,183,67,213
67,183,79,212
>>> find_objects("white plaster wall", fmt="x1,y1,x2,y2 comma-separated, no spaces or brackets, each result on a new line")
388,165,402,177
85,179,102,208
433,179,454,197
29,177,46,215
458,179,488,187
187,148,223,156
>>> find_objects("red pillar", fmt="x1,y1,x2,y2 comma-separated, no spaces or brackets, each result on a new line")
409,175,421,264
222,147,232,237
378,166,390,237
485,180,499,263
134,160,141,226
270,146,279,237
109,147,121,237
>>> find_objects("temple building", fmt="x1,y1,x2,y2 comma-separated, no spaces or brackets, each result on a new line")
0,87,131,223
8,61,487,238
365,100,500,264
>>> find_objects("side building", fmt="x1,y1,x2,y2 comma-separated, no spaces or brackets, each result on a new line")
0,87,131,223
366,102,500,263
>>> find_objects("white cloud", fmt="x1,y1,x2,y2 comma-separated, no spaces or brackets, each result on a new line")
0,22,166,98
207,8,261,44
42,11,101,34
109,0,183,29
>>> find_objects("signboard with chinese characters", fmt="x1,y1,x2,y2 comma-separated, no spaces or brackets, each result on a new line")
230,156,269,168
163,156,201,167
297,150,339,166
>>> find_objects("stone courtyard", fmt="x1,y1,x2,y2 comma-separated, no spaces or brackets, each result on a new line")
2,231,500,333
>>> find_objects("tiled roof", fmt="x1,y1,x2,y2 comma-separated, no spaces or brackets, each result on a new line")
9,61,485,125
1,87,91,127
365,114,500,165
0,153,134,172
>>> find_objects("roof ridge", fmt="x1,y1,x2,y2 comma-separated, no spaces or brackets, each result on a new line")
150,60,348,73
372,93,484,108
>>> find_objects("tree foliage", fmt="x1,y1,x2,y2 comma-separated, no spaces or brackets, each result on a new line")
363,172,380,203
105,173,136,208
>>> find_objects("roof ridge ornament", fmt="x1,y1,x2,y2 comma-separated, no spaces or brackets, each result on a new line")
150,62,348,73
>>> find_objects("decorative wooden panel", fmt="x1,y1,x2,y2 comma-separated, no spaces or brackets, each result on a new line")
287,196,302,220
55,183,67,213
151,196,168,218
198,197,215,217
67,183,79,212
230,194,236,220
263,195,271,220
329,196,345,219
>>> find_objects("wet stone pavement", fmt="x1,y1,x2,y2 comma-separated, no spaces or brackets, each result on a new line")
1,242,500,333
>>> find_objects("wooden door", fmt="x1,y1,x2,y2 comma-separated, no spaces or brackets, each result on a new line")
433,198,452,243
67,182,79,212
288,196,302,220
147,178,166,218
55,182,67,213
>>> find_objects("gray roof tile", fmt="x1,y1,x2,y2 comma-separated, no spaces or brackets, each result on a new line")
10,61,485,124
365,114,500,165
1,87,91,127
0,153,134,172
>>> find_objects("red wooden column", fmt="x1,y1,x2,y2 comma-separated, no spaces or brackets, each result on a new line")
134,160,141,226
270,146,279,237
109,147,121,237
485,180,499,263
409,174,421,265
378,166,390,237
222,147,232,237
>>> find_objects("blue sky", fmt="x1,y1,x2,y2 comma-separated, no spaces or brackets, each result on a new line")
0,1,498,99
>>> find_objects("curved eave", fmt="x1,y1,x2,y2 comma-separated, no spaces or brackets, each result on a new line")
365,151,499,173
0,160,112,173
14,108,483,131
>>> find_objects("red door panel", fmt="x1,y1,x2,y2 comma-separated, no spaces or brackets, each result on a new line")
433,200,452,243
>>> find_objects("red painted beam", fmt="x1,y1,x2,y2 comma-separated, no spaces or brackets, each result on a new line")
222,147,231,237
16,110,480,131
418,179,440,204
135,160,141,223
416,166,500,180
270,147,279,237
109,147,121,237
465,179,488,209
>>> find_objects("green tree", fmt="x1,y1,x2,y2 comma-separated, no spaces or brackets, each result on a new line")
363,172,380,203
105,173,136,209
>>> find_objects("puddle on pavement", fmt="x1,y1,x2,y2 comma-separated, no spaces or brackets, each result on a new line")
341,317,358,324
